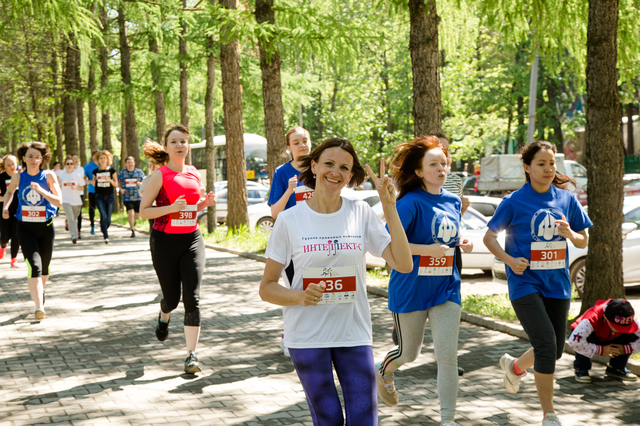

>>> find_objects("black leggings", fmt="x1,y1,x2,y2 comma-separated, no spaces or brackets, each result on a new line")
88,192,96,227
17,219,55,278
149,228,205,326
0,213,20,259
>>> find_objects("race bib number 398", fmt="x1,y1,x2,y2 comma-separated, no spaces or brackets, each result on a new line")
170,205,197,227
302,266,357,305
419,247,455,276
530,241,566,270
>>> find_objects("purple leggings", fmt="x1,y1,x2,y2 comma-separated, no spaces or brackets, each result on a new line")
289,345,377,426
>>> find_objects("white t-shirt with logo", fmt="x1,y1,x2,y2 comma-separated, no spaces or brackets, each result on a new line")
265,198,391,349
58,170,85,206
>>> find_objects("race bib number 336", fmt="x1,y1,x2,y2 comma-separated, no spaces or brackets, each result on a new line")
170,205,197,227
302,266,356,305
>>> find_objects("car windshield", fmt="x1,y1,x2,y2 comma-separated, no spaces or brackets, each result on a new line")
461,210,488,230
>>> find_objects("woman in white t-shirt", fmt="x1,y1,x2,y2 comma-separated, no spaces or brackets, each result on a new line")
57,156,85,244
260,138,412,426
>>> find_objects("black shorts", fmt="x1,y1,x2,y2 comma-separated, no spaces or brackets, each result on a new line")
124,200,141,213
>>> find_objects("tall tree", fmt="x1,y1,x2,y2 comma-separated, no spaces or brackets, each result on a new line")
99,6,112,152
220,0,248,230
76,45,87,165
63,35,78,156
179,0,191,164
408,0,442,137
581,0,625,311
149,34,166,143
205,33,216,233
88,62,99,155
255,0,286,181
117,4,140,166
51,48,64,162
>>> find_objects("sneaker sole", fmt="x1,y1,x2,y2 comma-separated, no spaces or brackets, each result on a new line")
575,376,592,384
185,364,202,374
35,311,45,320
605,373,637,381
375,372,398,406
499,355,520,394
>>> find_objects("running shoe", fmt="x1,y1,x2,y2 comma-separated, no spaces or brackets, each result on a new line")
542,413,564,426
35,309,45,320
499,353,526,394
10,258,19,268
184,351,202,374
458,366,464,376
605,365,637,381
442,422,459,426
130,230,136,238
375,362,398,406
156,313,169,341
72,238,77,244
104,238,109,244
78,231,81,239
65,220,68,231
574,369,591,383
90,225,95,235
0,246,5,260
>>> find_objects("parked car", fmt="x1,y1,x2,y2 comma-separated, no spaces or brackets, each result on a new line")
466,195,502,217
492,196,640,296
623,174,640,197
197,182,269,226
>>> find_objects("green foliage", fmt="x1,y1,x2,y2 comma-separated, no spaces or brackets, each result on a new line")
461,294,519,323
202,224,271,254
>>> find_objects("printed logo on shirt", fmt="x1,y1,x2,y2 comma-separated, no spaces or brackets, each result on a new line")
20,186,43,206
430,209,458,244
530,208,564,242
301,236,364,256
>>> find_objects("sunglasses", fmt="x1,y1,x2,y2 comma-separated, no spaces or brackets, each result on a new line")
65,162,74,165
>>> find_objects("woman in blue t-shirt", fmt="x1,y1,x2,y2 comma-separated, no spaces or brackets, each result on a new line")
267,126,312,220
376,136,473,426
483,141,592,426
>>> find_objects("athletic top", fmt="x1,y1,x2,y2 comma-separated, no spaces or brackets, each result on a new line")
0,171,18,216
265,198,391,349
487,182,592,301
58,170,85,206
152,165,201,234
84,162,99,194
442,172,463,197
15,170,58,222
267,162,304,210
94,167,117,195
387,187,462,313
118,168,145,202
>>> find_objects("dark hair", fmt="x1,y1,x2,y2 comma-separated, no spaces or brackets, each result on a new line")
520,141,575,189
17,141,52,170
145,124,191,165
298,138,366,190
125,156,135,162
390,135,450,200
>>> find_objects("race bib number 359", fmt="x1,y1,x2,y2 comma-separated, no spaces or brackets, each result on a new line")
530,241,566,270
170,205,197,227
302,266,357,305
419,247,455,276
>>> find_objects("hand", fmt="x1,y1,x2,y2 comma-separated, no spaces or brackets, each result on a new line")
2,209,8,219
287,175,298,191
459,238,474,253
428,244,451,258
204,192,216,207
508,256,529,275
461,196,470,211
602,344,622,358
30,182,44,194
554,215,575,240
365,158,395,207
301,281,326,306
172,195,187,213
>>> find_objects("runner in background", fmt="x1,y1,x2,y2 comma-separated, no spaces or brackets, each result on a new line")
139,155,159,230
84,152,99,235
72,154,84,239
140,124,216,374
118,156,145,238
483,141,592,426
57,155,85,244
91,150,118,243
0,155,21,267
2,142,61,320
260,138,412,426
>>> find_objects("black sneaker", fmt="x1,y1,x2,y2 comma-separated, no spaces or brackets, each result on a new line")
155,313,169,341
130,230,136,238
605,365,637,381
184,352,202,374
458,366,464,376
575,369,591,383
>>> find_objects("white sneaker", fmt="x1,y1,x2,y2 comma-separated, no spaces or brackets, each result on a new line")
542,413,564,426
375,363,398,406
499,353,526,394
280,334,290,357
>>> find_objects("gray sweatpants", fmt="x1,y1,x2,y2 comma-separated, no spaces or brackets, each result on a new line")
380,301,461,422
62,203,82,239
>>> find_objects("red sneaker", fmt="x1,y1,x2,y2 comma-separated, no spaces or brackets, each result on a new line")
0,246,5,260
10,258,19,268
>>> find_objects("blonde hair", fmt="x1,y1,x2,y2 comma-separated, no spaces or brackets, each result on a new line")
0,154,17,173
93,150,113,167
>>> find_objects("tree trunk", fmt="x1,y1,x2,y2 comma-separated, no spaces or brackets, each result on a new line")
179,0,191,164
205,34,217,233
408,0,442,137
149,36,166,143
627,103,635,155
516,95,525,150
100,6,112,152
581,0,625,313
120,112,127,169
118,5,140,166
88,63,99,157
51,48,64,162
220,0,248,230
255,0,287,182
63,35,78,156
76,45,87,165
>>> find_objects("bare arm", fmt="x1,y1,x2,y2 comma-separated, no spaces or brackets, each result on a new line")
555,216,588,249
483,228,529,275
270,176,297,220
139,170,186,219
42,172,63,207
2,173,20,217
259,258,325,306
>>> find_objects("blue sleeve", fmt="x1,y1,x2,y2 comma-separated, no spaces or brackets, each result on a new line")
387,197,415,234
568,192,593,233
268,169,286,206
488,198,513,234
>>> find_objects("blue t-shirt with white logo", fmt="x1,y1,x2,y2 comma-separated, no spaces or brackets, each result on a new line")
267,162,304,210
84,162,99,194
487,182,592,301
16,170,58,222
387,187,462,313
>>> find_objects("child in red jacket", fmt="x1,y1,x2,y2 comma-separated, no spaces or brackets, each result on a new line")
568,298,639,383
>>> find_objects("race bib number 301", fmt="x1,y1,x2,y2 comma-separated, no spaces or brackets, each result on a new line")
295,186,315,204
530,241,566,270
170,205,197,227
302,266,357,305
419,247,455,276
22,206,46,222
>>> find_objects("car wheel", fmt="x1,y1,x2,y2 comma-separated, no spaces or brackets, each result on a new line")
570,258,586,298
256,216,274,232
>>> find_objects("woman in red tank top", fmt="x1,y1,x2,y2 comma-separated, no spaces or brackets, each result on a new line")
140,124,216,374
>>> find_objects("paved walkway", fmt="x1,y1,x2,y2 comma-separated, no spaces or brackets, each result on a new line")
0,217,638,426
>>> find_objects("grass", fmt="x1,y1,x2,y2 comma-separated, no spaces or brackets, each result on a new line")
201,225,271,255
461,293,519,323
366,267,390,289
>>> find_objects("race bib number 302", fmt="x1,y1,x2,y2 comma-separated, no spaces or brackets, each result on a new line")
419,247,455,276
295,186,315,204
530,241,566,270
22,206,46,222
302,266,356,305
170,205,197,227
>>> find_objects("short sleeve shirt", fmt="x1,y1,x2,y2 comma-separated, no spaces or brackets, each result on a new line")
58,170,85,206
94,167,117,195
267,162,303,210
265,198,391,349
84,162,99,193
487,183,593,300
118,168,145,201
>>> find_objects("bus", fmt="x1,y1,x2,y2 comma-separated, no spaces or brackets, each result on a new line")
190,133,269,184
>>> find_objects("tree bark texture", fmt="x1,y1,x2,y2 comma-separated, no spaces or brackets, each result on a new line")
76,46,87,165
582,0,625,313
88,63,98,156
51,49,64,163
408,0,442,137
118,5,140,166
63,36,78,156
180,0,192,164
205,34,217,233
100,6,112,152
149,36,166,143
220,0,248,230
255,0,287,182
